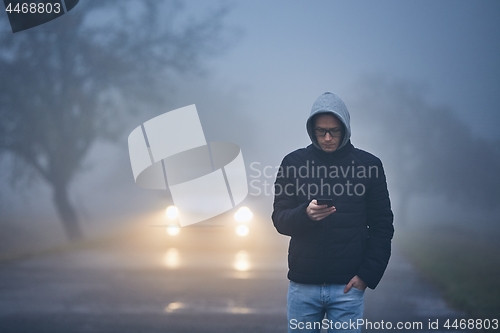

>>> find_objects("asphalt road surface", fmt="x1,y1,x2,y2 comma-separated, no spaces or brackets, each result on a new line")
0,216,465,333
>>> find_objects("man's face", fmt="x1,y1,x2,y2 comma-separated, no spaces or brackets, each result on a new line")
314,114,343,153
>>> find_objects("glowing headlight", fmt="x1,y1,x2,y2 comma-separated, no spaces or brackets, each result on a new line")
235,225,249,237
234,206,253,223
166,205,179,219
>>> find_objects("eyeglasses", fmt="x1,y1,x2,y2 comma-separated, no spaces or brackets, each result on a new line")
314,127,343,137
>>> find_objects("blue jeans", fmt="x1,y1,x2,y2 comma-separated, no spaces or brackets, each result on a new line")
287,281,365,333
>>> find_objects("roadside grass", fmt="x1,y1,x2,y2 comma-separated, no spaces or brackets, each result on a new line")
0,230,127,264
395,225,500,319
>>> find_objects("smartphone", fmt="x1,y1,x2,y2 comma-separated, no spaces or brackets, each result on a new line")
316,198,334,207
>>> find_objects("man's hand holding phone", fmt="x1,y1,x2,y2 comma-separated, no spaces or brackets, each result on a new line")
306,199,336,221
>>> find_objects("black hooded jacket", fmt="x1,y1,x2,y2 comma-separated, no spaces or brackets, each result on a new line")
271,92,394,289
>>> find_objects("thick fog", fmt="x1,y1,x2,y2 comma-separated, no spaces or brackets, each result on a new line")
1,0,499,253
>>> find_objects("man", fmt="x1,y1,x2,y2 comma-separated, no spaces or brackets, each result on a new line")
272,92,394,333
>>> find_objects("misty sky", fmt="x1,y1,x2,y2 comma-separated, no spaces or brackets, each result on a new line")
199,0,500,142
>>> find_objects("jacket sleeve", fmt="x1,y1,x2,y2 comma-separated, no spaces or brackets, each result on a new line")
271,156,315,236
357,159,394,289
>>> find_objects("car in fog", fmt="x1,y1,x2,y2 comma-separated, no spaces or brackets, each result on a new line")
164,205,254,239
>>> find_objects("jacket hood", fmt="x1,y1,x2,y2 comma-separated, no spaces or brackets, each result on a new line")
306,92,351,151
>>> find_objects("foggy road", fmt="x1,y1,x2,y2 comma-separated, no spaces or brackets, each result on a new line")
0,218,464,333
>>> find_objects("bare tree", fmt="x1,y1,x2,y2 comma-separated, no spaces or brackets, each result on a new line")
352,76,500,224
0,0,232,240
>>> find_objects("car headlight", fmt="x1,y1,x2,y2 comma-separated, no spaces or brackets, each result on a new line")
165,205,179,219
234,206,253,223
